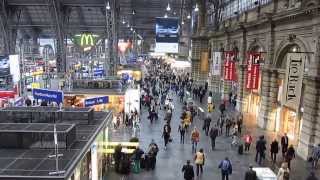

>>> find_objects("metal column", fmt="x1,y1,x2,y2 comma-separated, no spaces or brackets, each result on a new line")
47,0,66,74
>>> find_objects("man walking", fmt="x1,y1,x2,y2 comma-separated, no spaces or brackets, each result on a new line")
182,160,195,180
281,133,289,158
203,115,212,136
178,122,186,144
218,157,232,180
209,125,219,150
255,136,266,165
191,127,200,153
270,139,279,164
244,165,257,180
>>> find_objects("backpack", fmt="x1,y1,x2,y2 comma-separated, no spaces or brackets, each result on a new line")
283,170,290,180
221,160,230,171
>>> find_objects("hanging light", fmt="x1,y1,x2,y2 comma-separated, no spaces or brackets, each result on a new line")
181,20,185,25
194,4,199,12
127,23,130,28
122,19,126,24
132,10,136,15
187,14,191,19
164,13,168,18
106,1,111,10
166,3,171,11
130,27,133,31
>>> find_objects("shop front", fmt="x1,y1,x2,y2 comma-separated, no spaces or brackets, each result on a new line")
64,92,124,113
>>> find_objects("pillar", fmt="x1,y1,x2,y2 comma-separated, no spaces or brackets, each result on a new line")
191,37,208,84
297,76,320,159
237,27,248,112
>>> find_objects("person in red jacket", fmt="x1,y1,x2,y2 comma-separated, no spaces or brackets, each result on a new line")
244,133,253,152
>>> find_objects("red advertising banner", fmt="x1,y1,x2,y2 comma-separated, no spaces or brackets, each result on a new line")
224,51,236,81
246,52,261,90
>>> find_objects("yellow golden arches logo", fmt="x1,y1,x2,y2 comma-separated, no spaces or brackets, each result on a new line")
80,33,94,47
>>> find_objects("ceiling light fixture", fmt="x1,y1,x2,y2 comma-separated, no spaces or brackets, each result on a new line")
132,10,136,15
127,23,130,28
187,14,191,19
122,19,126,24
106,1,111,10
166,3,171,11
130,27,133,31
194,4,199,12
181,21,185,25
164,13,168,18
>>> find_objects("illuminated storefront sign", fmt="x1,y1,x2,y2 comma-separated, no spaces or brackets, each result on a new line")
84,96,109,107
74,33,99,47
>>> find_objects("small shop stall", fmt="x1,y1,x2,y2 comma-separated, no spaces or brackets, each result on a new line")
63,89,125,113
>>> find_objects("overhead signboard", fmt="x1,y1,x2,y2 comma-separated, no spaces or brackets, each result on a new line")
84,96,109,107
32,88,63,104
155,17,179,53
73,33,100,47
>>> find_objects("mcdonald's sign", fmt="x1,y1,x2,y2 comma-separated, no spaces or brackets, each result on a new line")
73,33,99,47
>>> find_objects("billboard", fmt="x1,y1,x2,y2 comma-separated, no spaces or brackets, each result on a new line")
9,55,20,83
246,52,261,90
155,17,179,53
212,52,222,76
0,56,9,76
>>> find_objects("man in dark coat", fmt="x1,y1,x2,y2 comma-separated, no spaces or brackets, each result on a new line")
203,115,212,136
114,144,123,172
209,125,219,150
182,160,195,180
270,139,279,164
281,133,289,158
244,165,257,180
255,136,266,165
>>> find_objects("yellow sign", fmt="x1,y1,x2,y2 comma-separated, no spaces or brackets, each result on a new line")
31,83,40,89
81,33,94,47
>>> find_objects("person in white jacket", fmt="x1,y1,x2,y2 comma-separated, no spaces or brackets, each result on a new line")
277,162,290,180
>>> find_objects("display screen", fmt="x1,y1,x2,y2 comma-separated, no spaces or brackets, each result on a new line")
155,17,179,53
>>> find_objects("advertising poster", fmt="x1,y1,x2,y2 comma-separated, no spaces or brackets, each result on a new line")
212,52,222,76
0,56,9,76
155,17,179,53
200,52,209,72
9,55,20,83
283,53,306,110
246,52,261,90
223,51,236,81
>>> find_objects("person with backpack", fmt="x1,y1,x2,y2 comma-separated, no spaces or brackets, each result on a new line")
277,162,290,180
218,157,232,180
194,148,205,176
191,127,200,153
182,160,195,180
209,125,219,150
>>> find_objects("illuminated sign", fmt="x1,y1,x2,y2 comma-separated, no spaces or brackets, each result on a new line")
73,33,99,47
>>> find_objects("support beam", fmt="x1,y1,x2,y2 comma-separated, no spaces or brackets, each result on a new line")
47,0,66,73
0,0,16,54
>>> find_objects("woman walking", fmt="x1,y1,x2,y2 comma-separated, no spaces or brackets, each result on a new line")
194,148,205,176
277,162,290,180
162,123,171,150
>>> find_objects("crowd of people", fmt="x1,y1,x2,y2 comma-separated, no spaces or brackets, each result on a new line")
111,59,319,180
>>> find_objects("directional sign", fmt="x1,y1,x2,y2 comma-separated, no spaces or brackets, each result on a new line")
84,96,109,107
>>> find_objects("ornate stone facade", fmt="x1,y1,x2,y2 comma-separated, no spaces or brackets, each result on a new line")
190,0,320,159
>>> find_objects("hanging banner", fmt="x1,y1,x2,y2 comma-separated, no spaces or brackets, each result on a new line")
246,52,261,90
212,52,222,76
200,52,209,72
223,51,236,81
84,96,109,107
283,53,306,110
32,88,63,104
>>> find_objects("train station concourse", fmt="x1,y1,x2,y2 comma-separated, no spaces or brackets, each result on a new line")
0,0,319,180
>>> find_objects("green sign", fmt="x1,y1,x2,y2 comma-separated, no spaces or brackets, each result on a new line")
73,33,99,47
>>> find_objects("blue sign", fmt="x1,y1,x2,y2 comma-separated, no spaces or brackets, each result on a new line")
84,96,109,107
94,69,105,77
14,97,24,107
32,88,63,104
